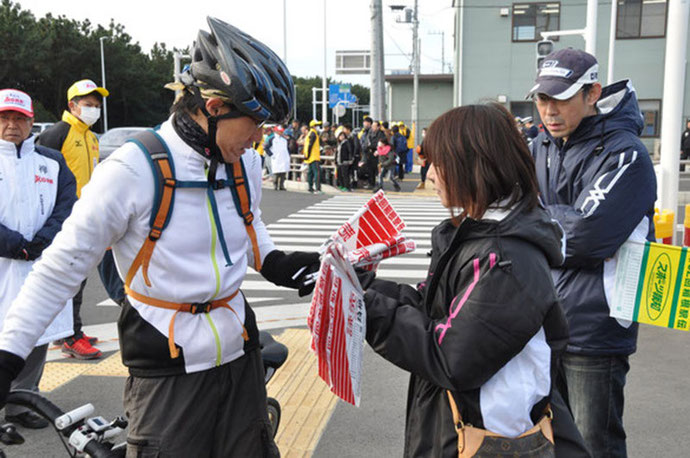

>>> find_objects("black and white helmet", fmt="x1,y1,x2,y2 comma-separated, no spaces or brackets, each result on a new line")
183,17,295,124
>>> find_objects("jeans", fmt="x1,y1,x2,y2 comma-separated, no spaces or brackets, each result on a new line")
307,161,321,191
559,353,629,458
378,167,400,191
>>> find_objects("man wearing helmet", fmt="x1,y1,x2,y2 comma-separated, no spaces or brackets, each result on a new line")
0,18,317,457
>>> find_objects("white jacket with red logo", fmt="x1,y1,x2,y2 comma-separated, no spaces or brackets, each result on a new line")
0,136,76,345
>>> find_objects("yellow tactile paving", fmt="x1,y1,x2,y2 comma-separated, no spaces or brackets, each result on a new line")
39,328,337,457
267,329,338,457
83,352,129,377
39,353,127,392
38,362,88,392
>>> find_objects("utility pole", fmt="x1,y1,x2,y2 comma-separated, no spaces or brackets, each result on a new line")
411,0,419,148
452,0,464,107
283,0,288,64
322,0,328,123
99,36,109,132
370,0,386,121
658,0,690,242
606,0,617,84
584,0,598,55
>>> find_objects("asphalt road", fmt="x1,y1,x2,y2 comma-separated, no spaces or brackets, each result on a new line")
5,176,690,457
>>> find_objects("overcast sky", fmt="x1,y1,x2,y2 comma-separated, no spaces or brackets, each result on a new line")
23,0,455,87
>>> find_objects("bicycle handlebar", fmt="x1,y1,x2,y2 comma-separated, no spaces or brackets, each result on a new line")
5,389,121,458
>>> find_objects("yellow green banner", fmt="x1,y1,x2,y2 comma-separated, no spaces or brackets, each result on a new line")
610,241,690,331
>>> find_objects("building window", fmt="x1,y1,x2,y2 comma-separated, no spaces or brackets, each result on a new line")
639,99,661,137
617,0,667,39
512,3,561,42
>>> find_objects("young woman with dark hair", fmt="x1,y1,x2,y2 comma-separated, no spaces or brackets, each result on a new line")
359,103,571,457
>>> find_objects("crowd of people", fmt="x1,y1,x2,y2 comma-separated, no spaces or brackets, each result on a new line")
253,116,418,193
0,14,674,458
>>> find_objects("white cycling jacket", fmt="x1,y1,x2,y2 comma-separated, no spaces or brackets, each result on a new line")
0,119,275,375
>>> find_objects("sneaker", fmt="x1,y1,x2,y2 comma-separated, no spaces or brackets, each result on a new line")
62,337,102,360
82,334,98,345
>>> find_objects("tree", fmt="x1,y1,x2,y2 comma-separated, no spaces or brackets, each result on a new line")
0,1,175,130
0,1,371,130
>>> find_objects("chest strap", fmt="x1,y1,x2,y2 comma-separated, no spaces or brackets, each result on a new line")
124,286,247,359
125,130,263,289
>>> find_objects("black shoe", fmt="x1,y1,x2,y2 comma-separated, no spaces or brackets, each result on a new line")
6,411,50,429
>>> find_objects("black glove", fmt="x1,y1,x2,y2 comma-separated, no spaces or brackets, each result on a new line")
0,351,25,409
261,250,320,294
10,238,29,261
24,237,49,261
354,267,376,290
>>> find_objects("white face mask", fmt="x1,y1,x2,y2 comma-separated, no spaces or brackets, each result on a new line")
78,106,101,126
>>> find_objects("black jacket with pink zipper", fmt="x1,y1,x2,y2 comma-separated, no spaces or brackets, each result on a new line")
362,199,570,457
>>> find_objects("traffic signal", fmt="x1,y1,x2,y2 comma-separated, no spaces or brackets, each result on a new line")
536,40,554,73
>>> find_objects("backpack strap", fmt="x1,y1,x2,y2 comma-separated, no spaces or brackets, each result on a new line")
125,130,176,288
227,160,263,271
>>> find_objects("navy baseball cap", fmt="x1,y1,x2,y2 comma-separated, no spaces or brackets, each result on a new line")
526,48,599,100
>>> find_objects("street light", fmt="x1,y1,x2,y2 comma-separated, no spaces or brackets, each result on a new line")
99,36,109,132
389,1,419,148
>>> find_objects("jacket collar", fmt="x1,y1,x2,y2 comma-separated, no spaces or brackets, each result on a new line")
61,110,91,134
158,116,252,177
0,135,35,158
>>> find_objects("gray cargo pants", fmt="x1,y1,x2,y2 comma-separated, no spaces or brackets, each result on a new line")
124,349,279,457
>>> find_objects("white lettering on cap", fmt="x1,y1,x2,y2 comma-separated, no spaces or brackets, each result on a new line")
539,67,573,78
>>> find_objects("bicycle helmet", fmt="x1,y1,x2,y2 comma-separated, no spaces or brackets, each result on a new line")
182,17,295,125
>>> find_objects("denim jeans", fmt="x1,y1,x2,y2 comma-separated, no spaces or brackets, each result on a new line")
307,161,321,191
560,353,629,458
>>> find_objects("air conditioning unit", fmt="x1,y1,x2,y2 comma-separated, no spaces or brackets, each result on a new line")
499,7,510,17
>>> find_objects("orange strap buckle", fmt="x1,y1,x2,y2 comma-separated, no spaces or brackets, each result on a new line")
124,286,247,359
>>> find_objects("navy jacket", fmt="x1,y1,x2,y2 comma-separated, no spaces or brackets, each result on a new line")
531,80,657,355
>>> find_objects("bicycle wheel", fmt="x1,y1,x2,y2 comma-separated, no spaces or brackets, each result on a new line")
266,397,281,438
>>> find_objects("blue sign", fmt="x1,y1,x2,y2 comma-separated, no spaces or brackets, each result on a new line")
329,84,358,108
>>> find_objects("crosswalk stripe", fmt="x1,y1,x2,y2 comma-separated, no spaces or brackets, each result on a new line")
267,229,432,238
270,236,431,246
296,209,447,216
285,214,442,221
271,221,440,228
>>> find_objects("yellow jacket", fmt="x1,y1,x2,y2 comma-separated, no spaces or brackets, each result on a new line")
253,139,265,156
38,111,99,197
406,124,415,149
303,128,320,163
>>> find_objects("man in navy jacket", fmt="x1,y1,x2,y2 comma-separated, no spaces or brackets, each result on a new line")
528,49,656,457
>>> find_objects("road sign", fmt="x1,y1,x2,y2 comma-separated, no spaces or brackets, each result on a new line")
335,50,371,75
329,84,358,109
